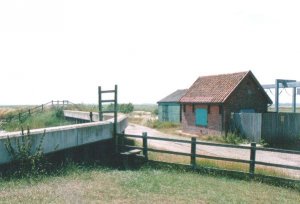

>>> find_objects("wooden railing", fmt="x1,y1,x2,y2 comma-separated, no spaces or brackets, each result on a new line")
0,100,73,126
117,133,300,180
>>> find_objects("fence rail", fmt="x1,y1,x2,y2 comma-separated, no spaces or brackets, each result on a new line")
117,133,300,179
0,100,73,128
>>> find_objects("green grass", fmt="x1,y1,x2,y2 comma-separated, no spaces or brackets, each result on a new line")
146,120,180,129
3,108,73,132
146,150,294,179
200,133,249,145
268,107,300,113
55,103,158,114
128,138,296,180
133,104,158,113
0,163,299,203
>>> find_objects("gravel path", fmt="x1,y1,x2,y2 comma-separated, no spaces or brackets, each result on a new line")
125,123,300,179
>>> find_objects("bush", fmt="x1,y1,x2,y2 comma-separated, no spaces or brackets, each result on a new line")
224,131,247,145
146,120,179,129
4,129,48,177
119,103,134,114
152,108,158,116
55,107,64,118
105,103,134,114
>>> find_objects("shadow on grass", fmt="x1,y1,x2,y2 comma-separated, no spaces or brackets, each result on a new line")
0,139,123,181
136,160,300,192
1,138,299,192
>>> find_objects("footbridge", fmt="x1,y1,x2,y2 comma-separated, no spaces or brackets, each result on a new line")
0,110,128,165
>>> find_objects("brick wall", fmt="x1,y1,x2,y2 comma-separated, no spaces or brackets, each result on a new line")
181,74,270,136
182,104,222,135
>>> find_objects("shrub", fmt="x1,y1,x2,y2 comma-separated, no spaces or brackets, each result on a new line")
152,108,158,116
105,103,134,114
224,131,247,145
119,103,134,114
4,129,47,177
146,120,179,129
55,107,64,118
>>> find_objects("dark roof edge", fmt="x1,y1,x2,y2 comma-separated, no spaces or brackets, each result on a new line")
157,89,188,103
223,70,273,104
221,71,250,102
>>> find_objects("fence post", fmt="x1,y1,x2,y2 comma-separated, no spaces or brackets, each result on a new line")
28,109,31,116
249,142,256,179
191,137,196,169
142,132,148,161
27,126,30,135
119,131,125,152
89,112,93,122
18,113,21,122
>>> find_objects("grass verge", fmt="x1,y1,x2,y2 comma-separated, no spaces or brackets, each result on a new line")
3,108,73,132
128,139,297,180
0,161,299,203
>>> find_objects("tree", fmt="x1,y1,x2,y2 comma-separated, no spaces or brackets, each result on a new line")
119,103,134,113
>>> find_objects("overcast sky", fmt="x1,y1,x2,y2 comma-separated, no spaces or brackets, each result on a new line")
1,0,300,105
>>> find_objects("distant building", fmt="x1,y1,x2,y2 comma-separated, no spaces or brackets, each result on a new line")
180,71,272,135
157,89,187,123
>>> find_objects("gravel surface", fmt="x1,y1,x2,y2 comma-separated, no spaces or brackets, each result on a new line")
125,123,300,179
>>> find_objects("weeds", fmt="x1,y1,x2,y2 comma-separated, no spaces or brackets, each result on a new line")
223,131,247,144
4,129,48,178
197,132,248,145
3,108,72,132
146,120,179,129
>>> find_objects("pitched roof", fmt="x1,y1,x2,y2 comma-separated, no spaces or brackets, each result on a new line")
158,89,188,103
180,71,271,104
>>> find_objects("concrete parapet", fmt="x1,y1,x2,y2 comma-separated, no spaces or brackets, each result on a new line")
0,111,128,165
63,110,114,121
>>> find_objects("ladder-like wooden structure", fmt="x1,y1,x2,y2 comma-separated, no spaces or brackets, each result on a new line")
98,85,118,153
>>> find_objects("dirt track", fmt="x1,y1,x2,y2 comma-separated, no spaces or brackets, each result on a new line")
125,123,300,179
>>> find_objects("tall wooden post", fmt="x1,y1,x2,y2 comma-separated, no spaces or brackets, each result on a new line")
114,85,118,133
275,80,279,113
89,112,93,122
293,87,296,113
191,137,196,169
114,85,118,153
98,86,103,121
142,132,148,161
249,142,256,179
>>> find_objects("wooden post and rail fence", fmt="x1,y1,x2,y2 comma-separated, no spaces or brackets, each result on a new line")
117,132,300,180
0,100,73,126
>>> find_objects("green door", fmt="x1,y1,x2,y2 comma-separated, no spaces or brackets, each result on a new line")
195,108,207,126
162,105,168,121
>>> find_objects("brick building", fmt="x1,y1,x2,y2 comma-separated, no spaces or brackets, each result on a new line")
179,71,272,135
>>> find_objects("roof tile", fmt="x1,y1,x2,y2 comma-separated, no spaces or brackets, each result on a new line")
180,71,248,103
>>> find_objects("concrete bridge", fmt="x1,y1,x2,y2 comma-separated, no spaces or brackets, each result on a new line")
0,110,128,165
